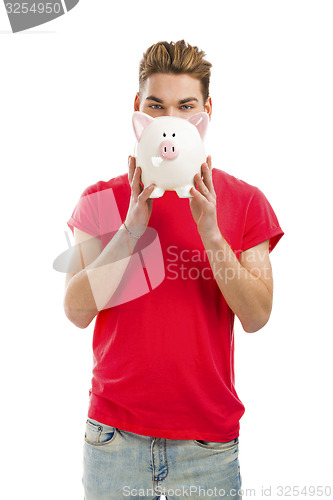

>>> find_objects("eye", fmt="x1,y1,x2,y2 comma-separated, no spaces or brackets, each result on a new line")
172,133,175,137
163,133,166,137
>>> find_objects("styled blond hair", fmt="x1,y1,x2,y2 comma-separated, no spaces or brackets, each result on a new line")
138,40,212,104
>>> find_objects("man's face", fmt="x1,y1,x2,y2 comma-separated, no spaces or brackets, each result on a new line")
134,73,212,120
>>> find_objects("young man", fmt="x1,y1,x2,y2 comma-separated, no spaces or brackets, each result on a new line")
65,40,284,500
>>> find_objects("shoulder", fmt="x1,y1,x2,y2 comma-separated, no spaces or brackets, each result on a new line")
212,168,257,202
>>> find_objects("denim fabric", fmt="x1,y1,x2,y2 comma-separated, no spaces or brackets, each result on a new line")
83,418,242,499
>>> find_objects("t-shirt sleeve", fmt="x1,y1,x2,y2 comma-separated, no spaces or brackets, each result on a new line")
67,184,101,238
241,187,284,253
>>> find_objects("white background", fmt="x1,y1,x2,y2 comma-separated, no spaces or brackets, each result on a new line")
1,1,332,499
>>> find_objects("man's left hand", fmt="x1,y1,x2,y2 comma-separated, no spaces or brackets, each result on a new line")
189,156,220,240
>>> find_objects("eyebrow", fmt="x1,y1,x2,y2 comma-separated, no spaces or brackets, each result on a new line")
145,95,199,105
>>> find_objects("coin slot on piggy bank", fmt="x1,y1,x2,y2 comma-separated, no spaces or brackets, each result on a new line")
132,112,209,198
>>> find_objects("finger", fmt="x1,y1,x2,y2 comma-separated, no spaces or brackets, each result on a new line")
128,155,136,185
200,162,209,177
138,183,155,203
201,162,216,195
131,165,143,200
189,185,211,206
206,155,212,170
194,171,215,202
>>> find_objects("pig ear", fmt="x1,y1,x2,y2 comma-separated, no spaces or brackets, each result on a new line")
187,112,209,140
132,112,154,141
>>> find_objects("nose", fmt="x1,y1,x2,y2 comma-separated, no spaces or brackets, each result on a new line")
159,140,179,160
164,109,177,117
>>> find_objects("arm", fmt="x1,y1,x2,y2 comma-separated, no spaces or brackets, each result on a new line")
190,157,273,333
201,235,273,332
64,226,136,329
64,156,155,329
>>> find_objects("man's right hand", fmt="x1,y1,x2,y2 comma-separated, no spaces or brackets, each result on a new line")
64,156,156,328
124,155,155,237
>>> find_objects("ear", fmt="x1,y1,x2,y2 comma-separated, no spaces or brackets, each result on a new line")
132,112,154,141
187,112,209,140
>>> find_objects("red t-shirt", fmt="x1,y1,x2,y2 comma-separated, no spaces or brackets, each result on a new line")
67,168,284,441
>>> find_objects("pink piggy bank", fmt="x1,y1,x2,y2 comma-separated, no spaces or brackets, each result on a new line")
132,111,209,198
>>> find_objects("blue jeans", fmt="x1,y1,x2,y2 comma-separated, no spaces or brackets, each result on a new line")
83,418,242,500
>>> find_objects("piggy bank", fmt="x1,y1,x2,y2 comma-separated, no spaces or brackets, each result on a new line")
132,111,209,198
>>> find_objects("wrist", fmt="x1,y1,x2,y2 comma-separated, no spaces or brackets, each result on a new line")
123,219,146,239
199,224,222,245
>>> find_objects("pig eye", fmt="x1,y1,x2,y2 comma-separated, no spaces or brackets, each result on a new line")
163,133,166,137
172,133,176,137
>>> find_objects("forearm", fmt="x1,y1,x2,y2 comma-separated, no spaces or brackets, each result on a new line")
64,225,139,328
201,230,272,333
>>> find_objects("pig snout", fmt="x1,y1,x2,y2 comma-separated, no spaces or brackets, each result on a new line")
159,140,179,160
